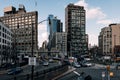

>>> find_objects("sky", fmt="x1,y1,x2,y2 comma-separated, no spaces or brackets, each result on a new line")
0,0,120,47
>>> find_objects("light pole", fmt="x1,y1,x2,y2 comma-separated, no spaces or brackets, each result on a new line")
106,65,110,80
102,71,105,80
31,19,49,80
31,23,34,80
114,35,116,63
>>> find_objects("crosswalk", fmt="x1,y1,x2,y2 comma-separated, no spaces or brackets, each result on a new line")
90,63,116,69
94,64,106,69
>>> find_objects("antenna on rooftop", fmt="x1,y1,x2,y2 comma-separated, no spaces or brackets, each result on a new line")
34,0,37,11
35,0,37,7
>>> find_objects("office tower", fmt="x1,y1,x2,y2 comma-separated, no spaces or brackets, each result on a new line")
0,21,13,63
51,32,67,57
0,5,38,56
47,14,63,51
99,24,120,57
65,3,88,57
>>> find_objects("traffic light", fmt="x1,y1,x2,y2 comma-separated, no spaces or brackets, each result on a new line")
109,72,114,77
106,65,110,71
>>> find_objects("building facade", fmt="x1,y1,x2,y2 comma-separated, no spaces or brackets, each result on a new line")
114,45,120,57
99,24,120,57
65,4,88,57
0,5,38,56
51,32,67,57
38,40,48,59
99,27,112,56
0,21,13,63
111,24,120,55
47,14,63,51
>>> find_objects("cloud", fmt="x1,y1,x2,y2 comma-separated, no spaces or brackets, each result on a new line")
97,19,112,25
87,8,106,19
74,0,106,20
38,24,48,47
75,0,88,9
89,33,98,46
97,18,120,25
74,0,114,46
74,0,120,46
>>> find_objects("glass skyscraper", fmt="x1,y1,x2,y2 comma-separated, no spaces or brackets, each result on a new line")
47,14,63,51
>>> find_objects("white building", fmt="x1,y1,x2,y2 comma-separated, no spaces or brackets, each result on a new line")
0,21,13,63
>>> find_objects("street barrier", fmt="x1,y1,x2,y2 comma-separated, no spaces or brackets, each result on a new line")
6,64,68,80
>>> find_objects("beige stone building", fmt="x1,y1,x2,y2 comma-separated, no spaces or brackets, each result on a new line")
111,24,120,55
99,24,120,56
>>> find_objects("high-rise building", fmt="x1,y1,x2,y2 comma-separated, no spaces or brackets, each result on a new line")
65,4,88,57
0,21,13,63
99,27,112,56
0,5,38,56
51,32,67,57
99,24,120,57
47,14,63,51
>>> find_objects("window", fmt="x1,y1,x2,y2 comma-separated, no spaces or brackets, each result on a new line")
0,25,1,30
2,33,4,37
2,27,4,32
2,39,4,43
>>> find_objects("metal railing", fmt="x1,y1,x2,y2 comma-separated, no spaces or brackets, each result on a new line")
6,64,68,80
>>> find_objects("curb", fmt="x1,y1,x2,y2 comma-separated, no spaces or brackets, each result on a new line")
0,69,9,75
0,65,28,75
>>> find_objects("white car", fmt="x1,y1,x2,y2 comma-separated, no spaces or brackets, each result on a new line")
84,58,91,61
84,62,93,67
73,62,81,68
49,59,54,63
43,62,49,66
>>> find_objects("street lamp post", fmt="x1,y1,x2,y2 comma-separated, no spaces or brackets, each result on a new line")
106,65,110,80
114,35,116,63
31,23,34,80
31,19,49,80
102,71,105,80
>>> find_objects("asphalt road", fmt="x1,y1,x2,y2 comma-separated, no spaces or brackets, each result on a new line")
0,62,60,80
59,64,120,80
1,62,120,80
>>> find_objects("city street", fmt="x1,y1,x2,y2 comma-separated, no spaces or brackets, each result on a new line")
0,62,60,80
59,64,120,80
0,0,120,80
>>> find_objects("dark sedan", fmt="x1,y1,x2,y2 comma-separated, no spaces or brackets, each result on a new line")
7,67,23,75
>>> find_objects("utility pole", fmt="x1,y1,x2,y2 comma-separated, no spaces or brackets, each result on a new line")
114,35,116,62
31,19,49,80
106,65,110,80
31,23,34,80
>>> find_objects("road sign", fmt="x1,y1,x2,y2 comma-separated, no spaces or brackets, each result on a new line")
29,57,36,65
102,72,105,77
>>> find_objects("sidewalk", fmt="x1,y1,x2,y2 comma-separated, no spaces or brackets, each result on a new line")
95,63,106,68
52,66,76,80
95,63,116,69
